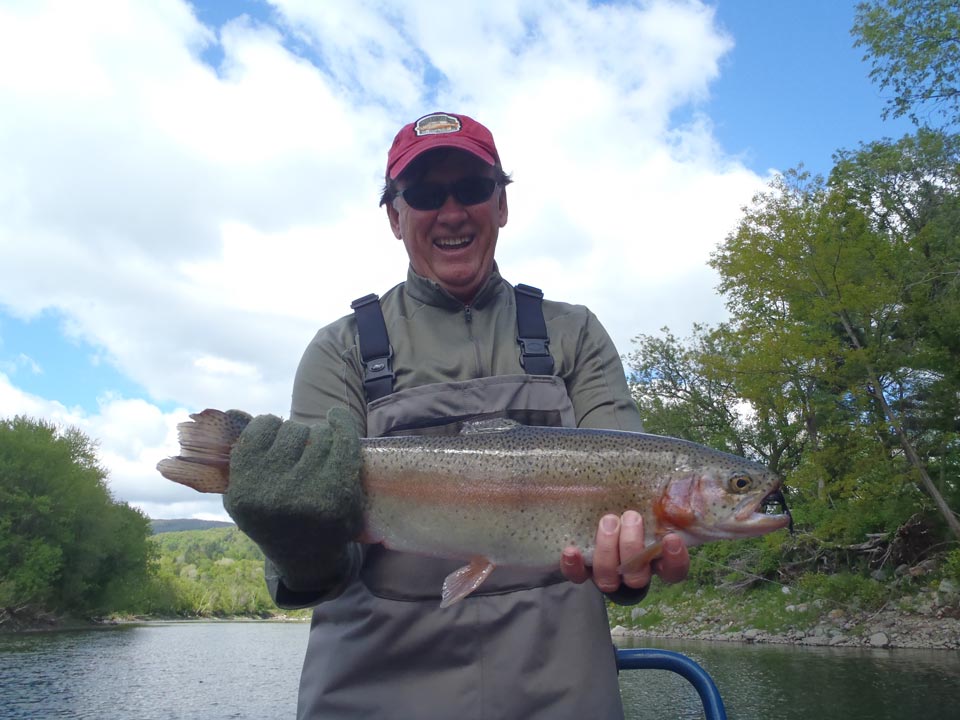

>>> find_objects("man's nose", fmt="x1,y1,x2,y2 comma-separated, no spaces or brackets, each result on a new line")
436,191,469,223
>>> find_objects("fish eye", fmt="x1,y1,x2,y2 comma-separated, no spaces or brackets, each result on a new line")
728,474,753,493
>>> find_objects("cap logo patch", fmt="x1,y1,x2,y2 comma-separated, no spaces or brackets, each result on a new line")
414,113,461,136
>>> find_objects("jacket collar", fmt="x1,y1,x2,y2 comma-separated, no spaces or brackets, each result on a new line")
404,263,507,311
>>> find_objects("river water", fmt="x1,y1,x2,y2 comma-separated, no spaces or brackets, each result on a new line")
1,622,957,719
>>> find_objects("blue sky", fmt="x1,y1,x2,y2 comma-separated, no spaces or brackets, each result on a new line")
0,0,915,518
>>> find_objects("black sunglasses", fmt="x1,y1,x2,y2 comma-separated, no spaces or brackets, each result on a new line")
397,176,498,211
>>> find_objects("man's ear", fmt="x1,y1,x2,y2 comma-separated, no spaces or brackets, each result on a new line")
498,186,508,228
386,202,402,239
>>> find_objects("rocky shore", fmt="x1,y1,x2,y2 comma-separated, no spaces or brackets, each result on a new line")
611,578,960,650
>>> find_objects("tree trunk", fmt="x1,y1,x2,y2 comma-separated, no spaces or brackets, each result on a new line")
836,310,960,540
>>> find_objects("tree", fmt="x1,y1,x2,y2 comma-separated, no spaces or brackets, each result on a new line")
0,417,154,614
853,0,960,129
710,132,960,541
627,324,805,477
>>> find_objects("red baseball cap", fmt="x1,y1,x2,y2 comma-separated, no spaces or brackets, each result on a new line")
386,112,501,179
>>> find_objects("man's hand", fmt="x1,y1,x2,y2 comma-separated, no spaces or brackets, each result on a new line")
223,407,366,592
560,511,689,593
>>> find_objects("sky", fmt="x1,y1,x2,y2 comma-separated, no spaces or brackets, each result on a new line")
0,0,915,521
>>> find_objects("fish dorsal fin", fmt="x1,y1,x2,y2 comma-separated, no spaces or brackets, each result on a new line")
461,418,523,435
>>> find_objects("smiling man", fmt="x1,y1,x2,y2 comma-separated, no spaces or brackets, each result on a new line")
223,112,689,719
383,114,509,304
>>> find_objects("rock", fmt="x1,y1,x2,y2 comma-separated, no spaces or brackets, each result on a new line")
743,628,761,641
827,609,845,621
829,634,846,646
611,625,629,636
895,564,910,577
631,607,648,620
869,632,889,647
938,578,958,595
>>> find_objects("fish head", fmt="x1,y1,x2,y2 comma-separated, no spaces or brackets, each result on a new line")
654,455,791,546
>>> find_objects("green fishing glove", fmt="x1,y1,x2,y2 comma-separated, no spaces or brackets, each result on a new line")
222,407,366,593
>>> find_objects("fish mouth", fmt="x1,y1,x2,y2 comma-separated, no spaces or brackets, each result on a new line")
759,486,793,532
734,485,793,533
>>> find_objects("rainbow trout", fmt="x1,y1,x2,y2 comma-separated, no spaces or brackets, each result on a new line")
158,410,791,607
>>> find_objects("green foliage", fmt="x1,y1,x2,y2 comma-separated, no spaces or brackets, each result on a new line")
853,0,960,129
0,416,299,621
795,572,889,611
143,527,305,618
150,518,234,534
0,416,154,615
943,549,960,582
627,127,959,591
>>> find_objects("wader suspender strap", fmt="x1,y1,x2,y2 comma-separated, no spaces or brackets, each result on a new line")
350,293,395,403
351,283,554,403
514,284,555,376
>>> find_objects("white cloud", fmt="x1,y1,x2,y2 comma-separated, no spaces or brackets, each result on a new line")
0,373,226,519
0,353,43,376
0,0,770,518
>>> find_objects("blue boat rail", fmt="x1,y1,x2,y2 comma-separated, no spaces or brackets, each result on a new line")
616,648,727,720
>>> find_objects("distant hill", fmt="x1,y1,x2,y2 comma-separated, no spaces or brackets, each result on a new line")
150,518,235,534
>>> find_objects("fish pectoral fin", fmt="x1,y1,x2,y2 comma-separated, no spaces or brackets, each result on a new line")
440,557,495,608
617,541,664,575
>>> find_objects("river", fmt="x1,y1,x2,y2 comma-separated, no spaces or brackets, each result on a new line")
1,622,957,719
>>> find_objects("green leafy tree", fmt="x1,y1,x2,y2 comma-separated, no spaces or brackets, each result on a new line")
853,0,960,129
710,132,960,541
145,527,280,616
627,324,804,476
0,416,154,614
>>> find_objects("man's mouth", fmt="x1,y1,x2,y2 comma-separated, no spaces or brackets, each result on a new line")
434,236,473,249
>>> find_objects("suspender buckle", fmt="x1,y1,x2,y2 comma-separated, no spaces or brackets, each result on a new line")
352,292,395,402
514,284,555,375
518,338,550,359
364,348,395,383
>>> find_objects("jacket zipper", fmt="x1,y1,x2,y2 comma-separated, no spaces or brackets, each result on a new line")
464,305,484,375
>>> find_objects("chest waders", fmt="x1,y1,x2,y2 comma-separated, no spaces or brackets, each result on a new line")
295,285,624,720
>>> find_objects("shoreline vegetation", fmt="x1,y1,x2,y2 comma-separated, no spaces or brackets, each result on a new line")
4,590,957,652
4,525,958,652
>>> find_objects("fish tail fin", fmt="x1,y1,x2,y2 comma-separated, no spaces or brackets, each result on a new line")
156,409,252,494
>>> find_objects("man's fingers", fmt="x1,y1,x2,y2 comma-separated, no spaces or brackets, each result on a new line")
618,511,651,589
652,533,690,585
561,547,590,584
591,514,621,592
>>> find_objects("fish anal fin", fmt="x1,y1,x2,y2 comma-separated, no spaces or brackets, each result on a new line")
440,557,495,608
617,541,664,575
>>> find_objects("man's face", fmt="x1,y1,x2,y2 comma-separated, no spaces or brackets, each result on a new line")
387,150,508,304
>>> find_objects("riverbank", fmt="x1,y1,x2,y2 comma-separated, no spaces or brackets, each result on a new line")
610,579,960,650
0,607,311,634
7,577,959,651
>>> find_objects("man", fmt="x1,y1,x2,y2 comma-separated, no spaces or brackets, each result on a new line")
225,112,689,719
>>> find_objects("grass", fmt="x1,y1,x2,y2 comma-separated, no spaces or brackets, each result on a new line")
607,568,933,637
